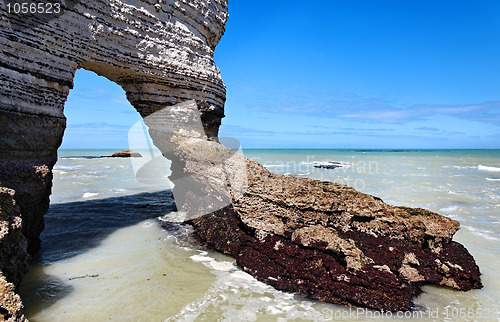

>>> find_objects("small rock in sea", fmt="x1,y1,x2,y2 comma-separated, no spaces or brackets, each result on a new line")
111,150,143,158
313,162,342,169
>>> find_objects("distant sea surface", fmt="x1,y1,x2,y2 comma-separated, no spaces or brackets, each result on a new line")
19,149,500,321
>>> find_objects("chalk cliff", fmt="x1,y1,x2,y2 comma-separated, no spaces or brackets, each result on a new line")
0,0,228,254
0,0,227,317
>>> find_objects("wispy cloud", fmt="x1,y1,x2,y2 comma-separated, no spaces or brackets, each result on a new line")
416,127,440,132
68,122,131,130
67,88,133,107
223,124,397,138
324,99,500,124
231,85,500,125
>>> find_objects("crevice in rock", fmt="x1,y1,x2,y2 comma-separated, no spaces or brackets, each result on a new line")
350,214,376,223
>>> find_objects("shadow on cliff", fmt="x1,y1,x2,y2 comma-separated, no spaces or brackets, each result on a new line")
38,189,176,264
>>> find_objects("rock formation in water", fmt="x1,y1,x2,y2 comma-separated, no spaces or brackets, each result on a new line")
191,178,482,311
148,102,482,312
111,150,143,158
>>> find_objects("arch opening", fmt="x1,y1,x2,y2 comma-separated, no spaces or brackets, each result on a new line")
17,68,189,319
53,67,174,215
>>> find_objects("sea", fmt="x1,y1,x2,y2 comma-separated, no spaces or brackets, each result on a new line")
18,149,500,321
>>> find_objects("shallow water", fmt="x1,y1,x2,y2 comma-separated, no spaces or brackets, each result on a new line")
19,149,500,321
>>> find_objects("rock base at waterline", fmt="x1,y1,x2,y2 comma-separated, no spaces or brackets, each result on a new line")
188,159,482,311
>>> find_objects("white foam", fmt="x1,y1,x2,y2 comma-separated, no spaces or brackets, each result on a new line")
486,178,500,182
159,212,187,223
142,221,154,228
264,164,285,169
478,165,500,172
266,305,283,315
166,257,321,322
190,255,214,263
230,271,255,281
463,225,500,241
208,261,235,272
440,206,460,213
54,165,82,170
72,174,106,179
444,165,476,170
82,192,99,199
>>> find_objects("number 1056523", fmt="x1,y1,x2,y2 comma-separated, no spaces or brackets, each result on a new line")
6,2,61,14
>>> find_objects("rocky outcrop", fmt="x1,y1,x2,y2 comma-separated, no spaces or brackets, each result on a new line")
0,188,29,321
0,274,26,322
111,150,142,158
149,107,481,311
313,162,342,169
191,176,482,311
0,0,228,254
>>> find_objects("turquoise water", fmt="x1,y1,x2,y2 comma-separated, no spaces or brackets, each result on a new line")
19,149,500,321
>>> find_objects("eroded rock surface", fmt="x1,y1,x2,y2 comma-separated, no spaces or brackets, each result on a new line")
162,129,482,311
1,0,227,318
0,0,228,254
0,188,29,321
0,274,26,322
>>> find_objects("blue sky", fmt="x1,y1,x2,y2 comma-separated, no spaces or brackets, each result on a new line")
61,0,500,149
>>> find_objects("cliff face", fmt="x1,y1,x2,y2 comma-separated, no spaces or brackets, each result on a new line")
0,0,228,254
0,0,227,317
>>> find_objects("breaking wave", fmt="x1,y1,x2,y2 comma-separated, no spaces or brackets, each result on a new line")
478,165,500,172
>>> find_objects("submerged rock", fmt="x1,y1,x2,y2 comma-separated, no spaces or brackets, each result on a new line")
313,162,343,169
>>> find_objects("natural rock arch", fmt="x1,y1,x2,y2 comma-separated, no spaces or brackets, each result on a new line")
0,0,483,318
0,0,228,254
